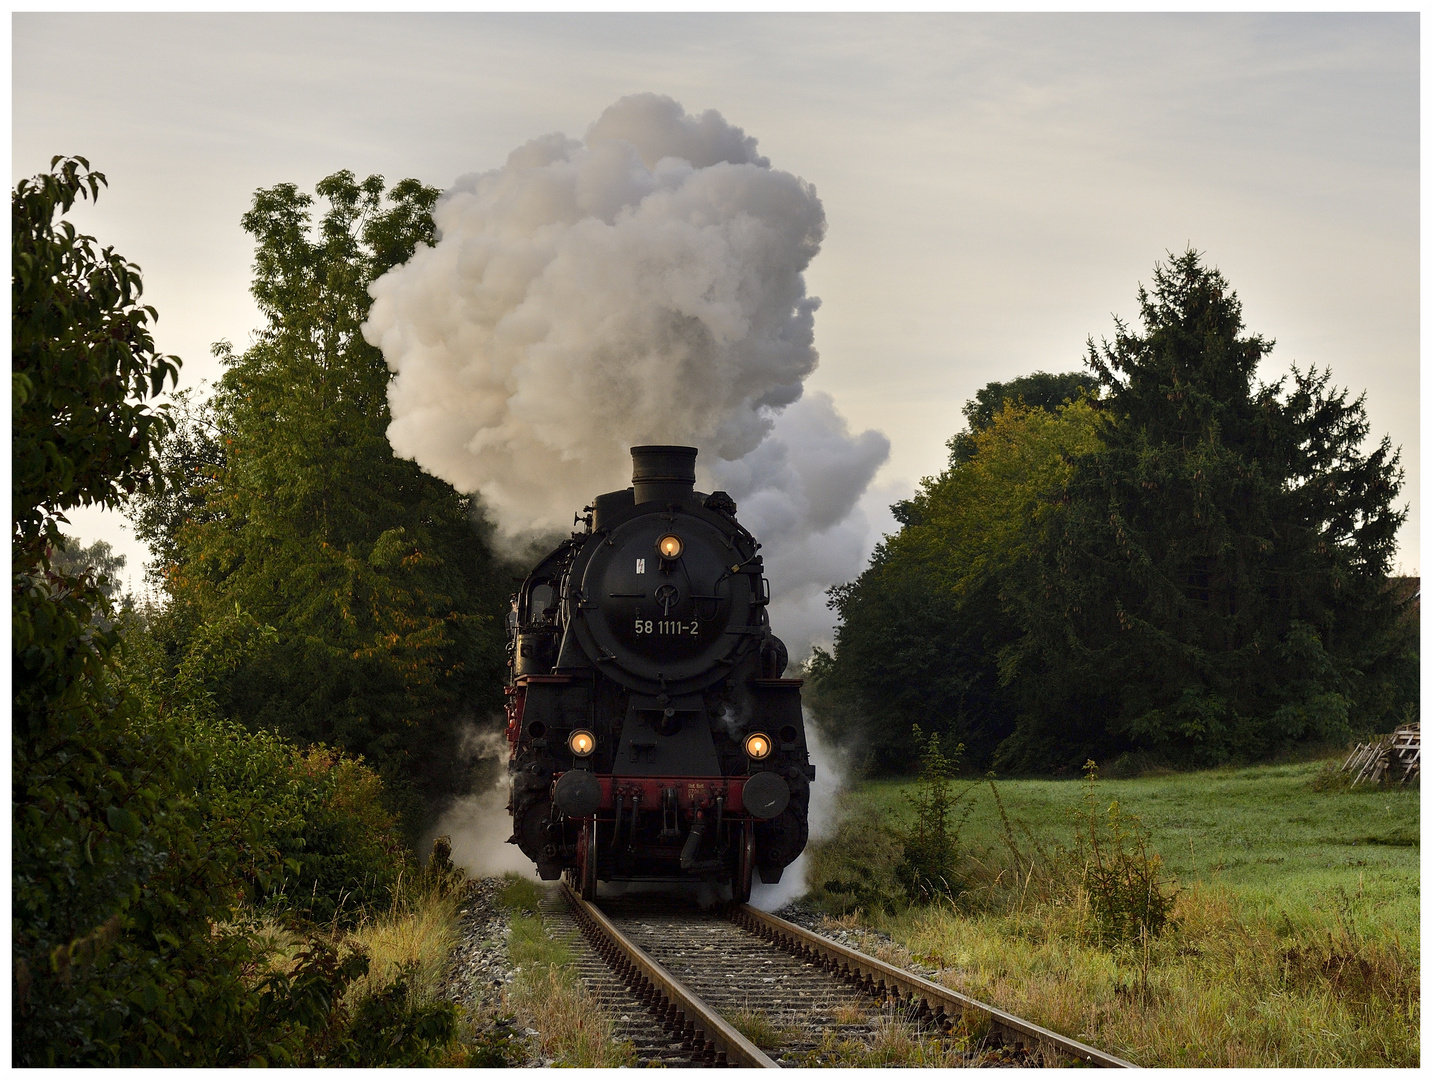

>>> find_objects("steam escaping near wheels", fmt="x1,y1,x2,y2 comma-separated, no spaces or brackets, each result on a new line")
750,714,847,912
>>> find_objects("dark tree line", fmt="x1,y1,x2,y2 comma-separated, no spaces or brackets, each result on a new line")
811,252,1417,774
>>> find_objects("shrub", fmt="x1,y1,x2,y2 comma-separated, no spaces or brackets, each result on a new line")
330,967,458,1067
126,607,408,928
258,744,406,926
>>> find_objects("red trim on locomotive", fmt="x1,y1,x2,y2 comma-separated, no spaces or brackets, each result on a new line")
551,773,762,817
503,684,524,757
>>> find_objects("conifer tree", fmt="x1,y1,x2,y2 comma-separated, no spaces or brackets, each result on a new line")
996,251,1412,768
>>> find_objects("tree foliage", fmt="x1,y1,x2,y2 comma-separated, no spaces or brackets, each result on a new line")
945,368,1098,465
12,156,179,558
813,394,1100,771
129,171,514,818
815,251,1414,774
13,158,455,1066
997,251,1412,769
52,534,127,600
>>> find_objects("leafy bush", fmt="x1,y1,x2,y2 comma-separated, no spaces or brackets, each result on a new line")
331,967,458,1067
13,597,364,1064
123,602,408,927
198,723,406,926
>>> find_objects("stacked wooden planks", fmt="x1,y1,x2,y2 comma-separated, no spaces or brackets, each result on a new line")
1342,723,1420,786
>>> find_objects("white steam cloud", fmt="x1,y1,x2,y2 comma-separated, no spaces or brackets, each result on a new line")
365,93,889,657
709,392,888,658
426,725,537,880
750,710,847,911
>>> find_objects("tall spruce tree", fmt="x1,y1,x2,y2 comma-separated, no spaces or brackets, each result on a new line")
995,251,1412,769
133,172,513,819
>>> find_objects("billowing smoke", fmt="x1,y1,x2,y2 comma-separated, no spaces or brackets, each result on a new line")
365,93,888,658
709,392,888,658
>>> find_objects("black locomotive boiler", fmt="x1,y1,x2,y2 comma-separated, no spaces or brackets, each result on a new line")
505,445,813,901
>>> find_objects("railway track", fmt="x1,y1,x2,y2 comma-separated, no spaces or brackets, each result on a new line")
548,880,1135,1067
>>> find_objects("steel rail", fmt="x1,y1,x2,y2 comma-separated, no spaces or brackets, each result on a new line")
733,904,1137,1069
560,881,780,1068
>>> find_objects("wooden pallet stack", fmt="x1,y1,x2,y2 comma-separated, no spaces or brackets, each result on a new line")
1342,723,1420,786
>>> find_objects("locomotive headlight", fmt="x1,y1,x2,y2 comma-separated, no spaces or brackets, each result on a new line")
657,534,684,559
744,732,773,761
568,729,596,757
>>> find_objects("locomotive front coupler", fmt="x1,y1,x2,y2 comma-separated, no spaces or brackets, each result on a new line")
658,786,681,842
678,808,707,870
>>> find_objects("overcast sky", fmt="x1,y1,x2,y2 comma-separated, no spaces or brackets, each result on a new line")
14,13,1420,604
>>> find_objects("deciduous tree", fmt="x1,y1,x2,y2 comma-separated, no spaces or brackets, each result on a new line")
812,394,1099,771
132,172,514,818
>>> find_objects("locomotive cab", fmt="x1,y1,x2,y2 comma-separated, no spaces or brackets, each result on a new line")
505,445,814,901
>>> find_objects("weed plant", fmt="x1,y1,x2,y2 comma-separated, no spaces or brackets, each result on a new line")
728,1007,789,1049
1070,761,1175,947
894,727,977,904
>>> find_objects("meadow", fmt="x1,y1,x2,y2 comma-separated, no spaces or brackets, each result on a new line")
803,758,1419,1067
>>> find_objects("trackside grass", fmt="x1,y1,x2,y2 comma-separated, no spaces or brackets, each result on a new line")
499,875,638,1067
804,758,1418,1067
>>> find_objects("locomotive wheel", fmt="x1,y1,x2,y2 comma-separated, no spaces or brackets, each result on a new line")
734,822,754,904
579,817,598,900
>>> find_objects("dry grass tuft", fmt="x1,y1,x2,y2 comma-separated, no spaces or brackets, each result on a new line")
508,963,638,1067
342,884,460,1009
728,1007,788,1049
830,1001,871,1025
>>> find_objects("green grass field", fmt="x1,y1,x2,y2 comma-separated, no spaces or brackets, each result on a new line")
853,759,1419,938
804,757,1419,1067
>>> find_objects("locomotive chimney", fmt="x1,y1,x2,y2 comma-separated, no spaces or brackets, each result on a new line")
631,445,697,506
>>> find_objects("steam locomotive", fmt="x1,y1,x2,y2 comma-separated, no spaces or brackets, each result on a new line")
505,446,812,901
